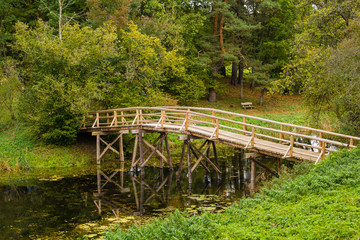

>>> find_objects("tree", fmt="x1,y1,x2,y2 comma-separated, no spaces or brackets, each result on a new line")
14,20,119,144
39,0,88,40
0,0,43,57
87,0,131,29
274,0,360,134
276,0,360,94
0,58,22,121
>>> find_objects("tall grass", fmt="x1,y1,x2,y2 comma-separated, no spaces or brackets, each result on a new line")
0,124,92,171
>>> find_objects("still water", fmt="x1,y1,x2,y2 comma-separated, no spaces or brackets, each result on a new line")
0,152,276,239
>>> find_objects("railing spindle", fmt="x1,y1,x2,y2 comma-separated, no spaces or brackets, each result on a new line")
289,135,294,157
279,124,283,144
114,111,117,126
137,109,140,125
251,127,255,147
243,117,247,132
161,110,165,128
319,132,323,148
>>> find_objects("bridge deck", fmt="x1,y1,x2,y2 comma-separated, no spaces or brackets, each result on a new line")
81,107,360,164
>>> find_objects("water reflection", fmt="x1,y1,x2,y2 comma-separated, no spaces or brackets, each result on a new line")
0,150,282,239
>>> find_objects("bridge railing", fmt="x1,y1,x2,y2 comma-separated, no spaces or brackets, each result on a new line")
82,106,360,163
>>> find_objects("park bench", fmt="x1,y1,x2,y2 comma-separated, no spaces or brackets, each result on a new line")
241,102,254,109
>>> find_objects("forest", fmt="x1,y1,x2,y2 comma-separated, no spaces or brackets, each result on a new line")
1,0,359,145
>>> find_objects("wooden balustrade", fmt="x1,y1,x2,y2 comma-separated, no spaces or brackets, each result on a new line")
82,106,360,163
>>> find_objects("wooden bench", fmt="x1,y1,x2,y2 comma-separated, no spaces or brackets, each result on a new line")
241,102,254,109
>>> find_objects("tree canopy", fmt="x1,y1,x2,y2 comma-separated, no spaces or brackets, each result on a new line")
1,0,359,143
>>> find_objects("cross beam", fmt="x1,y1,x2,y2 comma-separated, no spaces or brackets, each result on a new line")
177,137,221,192
131,132,173,173
94,132,125,164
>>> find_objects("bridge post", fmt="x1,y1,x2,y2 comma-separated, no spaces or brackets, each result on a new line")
138,129,145,176
187,135,192,192
119,133,124,162
130,135,138,172
177,141,186,182
250,157,256,192
96,135,100,164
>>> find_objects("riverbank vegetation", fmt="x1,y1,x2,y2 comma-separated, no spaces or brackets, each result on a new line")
0,123,93,171
104,148,360,239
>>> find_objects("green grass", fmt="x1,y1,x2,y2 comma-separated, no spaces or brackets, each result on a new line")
104,149,360,239
0,124,92,171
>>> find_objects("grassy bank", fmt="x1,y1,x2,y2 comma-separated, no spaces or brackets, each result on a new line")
0,124,93,171
104,149,360,239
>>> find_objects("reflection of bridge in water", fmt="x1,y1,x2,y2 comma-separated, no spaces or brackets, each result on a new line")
81,106,359,192
91,152,280,217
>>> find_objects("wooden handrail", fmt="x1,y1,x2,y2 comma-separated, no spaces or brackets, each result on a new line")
160,106,360,141
82,107,359,156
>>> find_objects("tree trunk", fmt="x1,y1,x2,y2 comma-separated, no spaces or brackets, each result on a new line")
219,1,226,54
231,61,237,86
238,60,244,99
238,60,244,84
208,87,216,102
250,67,255,89
220,65,226,77
259,89,264,106
213,12,218,36
58,0,62,41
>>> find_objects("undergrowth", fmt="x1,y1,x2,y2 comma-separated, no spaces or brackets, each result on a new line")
104,149,360,239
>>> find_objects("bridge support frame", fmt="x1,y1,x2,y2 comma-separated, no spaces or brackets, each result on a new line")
93,131,127,164
177,136,221,191
130,131,173,172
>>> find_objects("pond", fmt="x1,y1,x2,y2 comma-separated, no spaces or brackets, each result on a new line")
0,151,278,239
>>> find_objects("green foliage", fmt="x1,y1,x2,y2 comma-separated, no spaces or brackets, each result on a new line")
14,20,119,144
0,58,21,121
275,1,360,134
104,210,217,240
0,0,42,56
105,148,360,239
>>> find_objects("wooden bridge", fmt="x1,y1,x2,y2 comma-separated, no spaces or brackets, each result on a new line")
81,106,359,187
